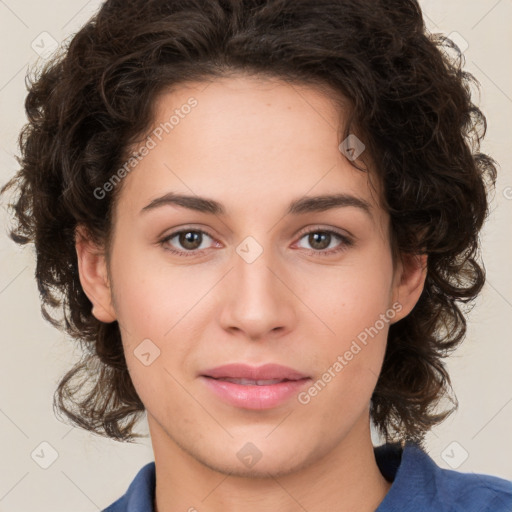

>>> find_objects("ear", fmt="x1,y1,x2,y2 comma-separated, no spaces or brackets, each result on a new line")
75,225,117,323
391,253,428,323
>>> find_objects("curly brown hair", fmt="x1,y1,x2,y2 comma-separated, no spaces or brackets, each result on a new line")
0,0,496,445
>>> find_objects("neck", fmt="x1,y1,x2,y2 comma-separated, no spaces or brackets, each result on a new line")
150,413,392,512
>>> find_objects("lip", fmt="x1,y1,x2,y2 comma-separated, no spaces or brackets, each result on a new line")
201,363,309,381
200,363,311,410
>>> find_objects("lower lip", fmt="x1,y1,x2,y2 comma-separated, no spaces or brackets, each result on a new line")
200,376,311,410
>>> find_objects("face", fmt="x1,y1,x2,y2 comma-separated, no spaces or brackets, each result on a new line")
78,74,425,477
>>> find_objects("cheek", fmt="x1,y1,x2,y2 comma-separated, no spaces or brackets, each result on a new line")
109,246,214,397
302,247,394,399
312,251,394,336
110,243,218,337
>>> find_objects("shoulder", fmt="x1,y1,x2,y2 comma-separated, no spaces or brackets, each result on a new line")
102,461,156,512
375,442,512,512
406,443,512,512
435,464,512,512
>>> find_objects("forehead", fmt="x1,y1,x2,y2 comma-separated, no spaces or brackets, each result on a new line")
151,75,344,156
115,74,383,222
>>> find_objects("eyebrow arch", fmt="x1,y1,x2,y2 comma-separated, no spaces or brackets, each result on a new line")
140,192,372,217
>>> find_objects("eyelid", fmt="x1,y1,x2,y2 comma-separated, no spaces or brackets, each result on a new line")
294,224,353,241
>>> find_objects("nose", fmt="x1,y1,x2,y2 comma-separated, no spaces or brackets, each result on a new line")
218,241,298,341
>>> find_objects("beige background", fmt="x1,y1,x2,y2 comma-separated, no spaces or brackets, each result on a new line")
0,1,511,510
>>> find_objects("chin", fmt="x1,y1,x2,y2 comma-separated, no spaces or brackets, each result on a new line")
202,453,310,479
193,437,320,479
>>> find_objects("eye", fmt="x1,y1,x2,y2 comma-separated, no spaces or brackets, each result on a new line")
159,226,353,257
159,229,217,257
295,227,353,256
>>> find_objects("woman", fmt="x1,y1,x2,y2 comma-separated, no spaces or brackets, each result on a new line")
2,0,511,510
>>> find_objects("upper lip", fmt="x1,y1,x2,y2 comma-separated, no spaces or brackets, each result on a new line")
201,363,309,381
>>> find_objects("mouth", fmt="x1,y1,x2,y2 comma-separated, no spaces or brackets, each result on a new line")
200,362,309,381
199,363,311,410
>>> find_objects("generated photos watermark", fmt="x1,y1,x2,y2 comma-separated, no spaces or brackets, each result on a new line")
297,301,403,405
93,97,198,200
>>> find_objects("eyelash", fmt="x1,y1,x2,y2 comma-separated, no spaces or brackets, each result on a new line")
158,226,354,258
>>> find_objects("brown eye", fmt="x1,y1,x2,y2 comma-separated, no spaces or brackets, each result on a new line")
295,228,353,256
307,232,332,250
160,229,216,256
178,231,203,250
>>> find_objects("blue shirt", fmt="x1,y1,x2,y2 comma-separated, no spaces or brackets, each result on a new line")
103,442,512,511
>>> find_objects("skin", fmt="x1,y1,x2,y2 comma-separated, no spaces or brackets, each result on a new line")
76,74,427,512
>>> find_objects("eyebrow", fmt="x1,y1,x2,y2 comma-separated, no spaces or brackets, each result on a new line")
140,192,372,218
